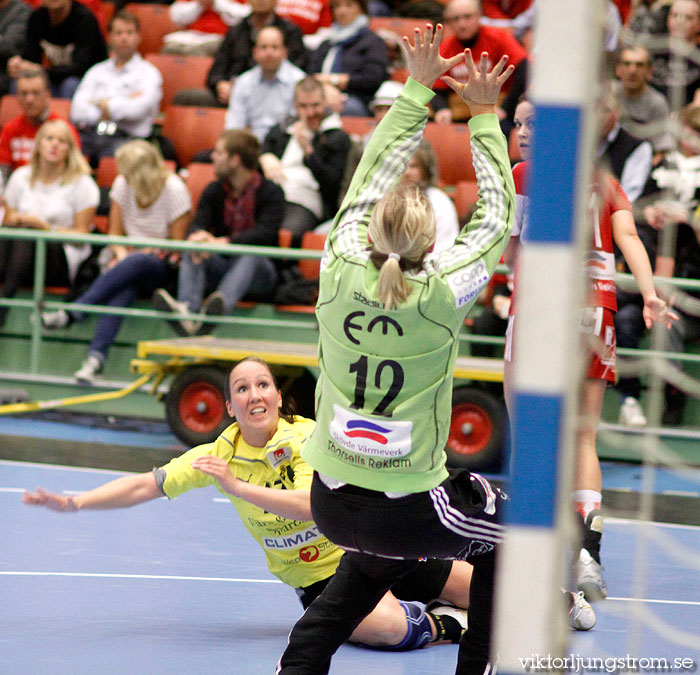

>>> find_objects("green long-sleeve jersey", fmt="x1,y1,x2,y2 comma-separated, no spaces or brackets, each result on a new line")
301,77,515,493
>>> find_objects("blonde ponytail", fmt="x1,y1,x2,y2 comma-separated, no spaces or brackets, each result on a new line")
369,183,435,310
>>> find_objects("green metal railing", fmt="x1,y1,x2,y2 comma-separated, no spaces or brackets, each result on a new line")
1,227,699,375
0,228,322,372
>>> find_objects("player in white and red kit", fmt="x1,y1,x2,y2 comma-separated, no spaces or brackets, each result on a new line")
504,96,675,601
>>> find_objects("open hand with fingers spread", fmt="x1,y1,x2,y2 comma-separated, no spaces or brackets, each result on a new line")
442,50,514,116
400,24,467,89
23,486,78,512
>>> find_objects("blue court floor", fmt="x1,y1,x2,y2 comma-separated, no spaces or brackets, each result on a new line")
2,459,699,674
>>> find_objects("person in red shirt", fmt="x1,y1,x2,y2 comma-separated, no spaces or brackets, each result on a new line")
276,0,332,35
504,96,675,603
0,66,79,183
434,0,527,124
481,0,532,20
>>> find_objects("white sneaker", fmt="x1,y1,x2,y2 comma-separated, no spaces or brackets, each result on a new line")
41,309,70,329
568,590,596,631
576,548,608,601
153,289,199,337
619,397,647,426
74,354,104,383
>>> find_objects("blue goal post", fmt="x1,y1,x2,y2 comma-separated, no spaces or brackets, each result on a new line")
492,0,604,670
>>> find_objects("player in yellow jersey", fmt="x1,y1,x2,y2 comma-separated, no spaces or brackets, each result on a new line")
23,357,473,650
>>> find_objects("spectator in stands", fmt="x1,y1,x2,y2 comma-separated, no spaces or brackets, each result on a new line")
69,11,163,168
481,0,532,22
367,78,403,126
275,0,332,35
6,0,107,99
40,140,192,382
621,103,700,424
597,84,653,204
154,129,284,337
479,0,534,45
0,0,31,98
0,119,98,328
0,67,79,184
646,203,700,425
435,0,527,124
469,271,511,360
225,25,306,142
627,0,667,36
23,0,104,25
401,139,458,252
612,44,673,164
176,0,307,108
648,0,700,106
165,0,249,55
306,0,389,117
260,76,350,243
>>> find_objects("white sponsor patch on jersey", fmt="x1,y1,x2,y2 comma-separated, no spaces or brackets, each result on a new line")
267,445,292,467
329,405,412,457
262,524,322,550
446,260,490,308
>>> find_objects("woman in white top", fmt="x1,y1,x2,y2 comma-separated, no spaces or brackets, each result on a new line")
42,140,192,382
0,119,99,327
401,140,459,252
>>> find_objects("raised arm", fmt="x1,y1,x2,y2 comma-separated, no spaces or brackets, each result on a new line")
325,24,464,262
23,472,163,512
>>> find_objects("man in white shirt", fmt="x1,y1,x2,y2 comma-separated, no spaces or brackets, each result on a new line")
70,9,163,167
224,25,305,142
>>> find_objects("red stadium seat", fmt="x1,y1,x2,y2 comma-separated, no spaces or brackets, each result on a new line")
124,3,177,55
298,231,326,280
145,53,214,110
183,162,215,209
424,122,475,185
453,180,479,219
161,105,226,166
340,116,376,138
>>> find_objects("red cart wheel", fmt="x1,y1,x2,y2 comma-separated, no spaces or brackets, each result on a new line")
166,366,230,446
446,387,505,470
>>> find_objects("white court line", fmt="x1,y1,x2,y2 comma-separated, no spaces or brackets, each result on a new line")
0,458,130,475
605,517,700,531
0,571,282,584
0,572,694,607
606,597,700,607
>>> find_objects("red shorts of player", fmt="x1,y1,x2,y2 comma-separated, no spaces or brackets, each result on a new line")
581,306,616,382
504,307,616,383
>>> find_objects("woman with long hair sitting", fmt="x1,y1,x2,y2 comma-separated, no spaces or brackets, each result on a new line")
0,119,98,327
41,140,191,381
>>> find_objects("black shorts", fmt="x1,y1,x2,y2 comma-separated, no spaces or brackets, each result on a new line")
296,558,454,610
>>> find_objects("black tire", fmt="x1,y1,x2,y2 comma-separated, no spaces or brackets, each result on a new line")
446,386,505,471
165,365,231,446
